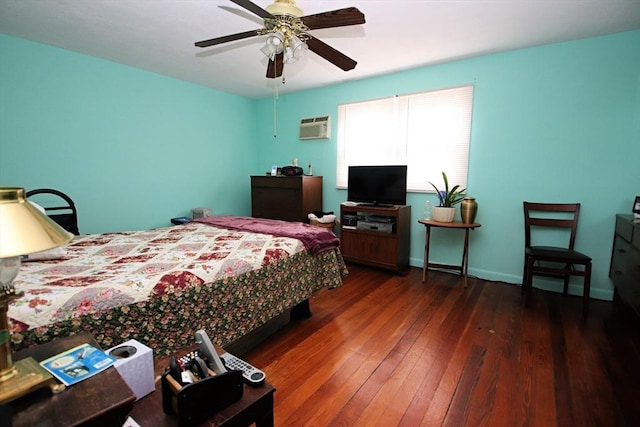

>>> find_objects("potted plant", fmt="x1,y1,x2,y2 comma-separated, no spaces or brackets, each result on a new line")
428,172,466,222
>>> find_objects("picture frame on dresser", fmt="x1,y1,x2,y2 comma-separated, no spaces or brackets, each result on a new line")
633,196,640,217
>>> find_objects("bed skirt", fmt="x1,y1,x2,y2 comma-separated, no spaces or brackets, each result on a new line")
11,248,347,356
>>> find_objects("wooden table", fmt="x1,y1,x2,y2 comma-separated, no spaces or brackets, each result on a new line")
418,219,481,287
129,347,275,427
9,333,136,427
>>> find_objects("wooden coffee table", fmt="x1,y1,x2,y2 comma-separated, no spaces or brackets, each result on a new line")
129,348,275,427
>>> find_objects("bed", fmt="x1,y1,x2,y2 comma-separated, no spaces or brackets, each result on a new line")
9,216,347,356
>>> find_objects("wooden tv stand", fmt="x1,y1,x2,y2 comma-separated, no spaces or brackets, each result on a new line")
339,203,411,273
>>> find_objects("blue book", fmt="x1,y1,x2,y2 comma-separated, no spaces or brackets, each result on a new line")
40,343,116,386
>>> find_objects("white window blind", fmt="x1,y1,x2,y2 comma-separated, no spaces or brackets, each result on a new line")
337,85,474,192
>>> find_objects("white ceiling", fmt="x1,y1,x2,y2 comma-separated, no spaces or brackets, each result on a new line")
1,1,639,99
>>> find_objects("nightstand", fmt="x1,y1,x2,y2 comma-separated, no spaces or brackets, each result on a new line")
8,333,136,427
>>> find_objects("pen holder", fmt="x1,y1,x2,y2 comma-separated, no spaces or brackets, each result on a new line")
161,369,243,426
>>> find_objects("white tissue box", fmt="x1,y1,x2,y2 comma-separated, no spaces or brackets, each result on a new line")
106,339,155,401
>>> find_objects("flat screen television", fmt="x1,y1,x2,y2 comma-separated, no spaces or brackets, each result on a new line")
347,165,407,206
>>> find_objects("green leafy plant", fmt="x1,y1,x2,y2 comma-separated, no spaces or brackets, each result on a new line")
429,171,466,207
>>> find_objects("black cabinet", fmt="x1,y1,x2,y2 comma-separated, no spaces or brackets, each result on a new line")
609,214,640,317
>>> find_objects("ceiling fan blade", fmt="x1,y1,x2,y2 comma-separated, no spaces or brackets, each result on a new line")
195,29,262,48
266,52,284,78
301,7,365,30
230,0,274,20
306,37,357,71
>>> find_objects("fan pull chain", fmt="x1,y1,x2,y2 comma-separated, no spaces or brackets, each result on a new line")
273,83,278,138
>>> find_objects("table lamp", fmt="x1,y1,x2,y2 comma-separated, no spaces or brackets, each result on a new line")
0,187,73,403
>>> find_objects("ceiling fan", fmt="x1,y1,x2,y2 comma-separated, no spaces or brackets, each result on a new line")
195,0,366,79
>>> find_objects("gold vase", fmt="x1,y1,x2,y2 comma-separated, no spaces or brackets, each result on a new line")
460,197,478,224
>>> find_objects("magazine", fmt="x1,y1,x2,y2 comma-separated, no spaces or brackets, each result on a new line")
40,343,116,386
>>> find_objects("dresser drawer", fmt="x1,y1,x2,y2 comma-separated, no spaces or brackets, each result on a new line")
615,215,634,242
626,245,640,282
252,187,301,222
633,223,640,250
615,268,640,314
611,235,633,269
610,255,640,289
251,176,302,190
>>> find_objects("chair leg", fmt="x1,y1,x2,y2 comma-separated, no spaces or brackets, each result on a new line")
522,256,531,295
525,257,535,307
582,261,592,317
522,258,527,294
562,263,572,295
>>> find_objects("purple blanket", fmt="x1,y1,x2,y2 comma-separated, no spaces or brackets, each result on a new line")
194,216,339,255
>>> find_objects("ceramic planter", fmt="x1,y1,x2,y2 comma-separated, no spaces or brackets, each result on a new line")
432,206,455,222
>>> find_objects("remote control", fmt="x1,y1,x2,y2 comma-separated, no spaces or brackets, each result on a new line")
220,352,266,386
195,329,227,374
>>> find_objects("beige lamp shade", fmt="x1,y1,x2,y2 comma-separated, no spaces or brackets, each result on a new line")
0,187,73,258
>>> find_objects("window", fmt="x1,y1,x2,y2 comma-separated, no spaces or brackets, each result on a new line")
337,85,474,192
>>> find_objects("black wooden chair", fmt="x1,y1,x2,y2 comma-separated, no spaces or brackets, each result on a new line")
522,202,592,316
26,188,80,235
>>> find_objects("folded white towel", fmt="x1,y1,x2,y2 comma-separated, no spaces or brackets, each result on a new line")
308,213,337,223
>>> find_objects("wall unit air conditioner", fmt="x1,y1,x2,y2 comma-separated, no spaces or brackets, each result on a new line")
299,116,330,140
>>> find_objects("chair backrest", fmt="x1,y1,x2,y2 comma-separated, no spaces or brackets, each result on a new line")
523,202,580,250
26,188,80,235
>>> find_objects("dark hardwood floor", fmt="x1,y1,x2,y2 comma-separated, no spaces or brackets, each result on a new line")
243,263,640,427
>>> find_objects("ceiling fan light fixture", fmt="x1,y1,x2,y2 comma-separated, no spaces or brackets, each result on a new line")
266,31,285,52
284,46,296,63
261,44,277,60
289,35,307,60
265,0,303,18
263,28,307,64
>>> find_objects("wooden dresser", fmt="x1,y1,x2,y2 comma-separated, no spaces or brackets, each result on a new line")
251,175,322,223
609,214,640,317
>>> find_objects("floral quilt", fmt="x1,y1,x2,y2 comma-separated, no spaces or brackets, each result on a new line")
10,222,347,355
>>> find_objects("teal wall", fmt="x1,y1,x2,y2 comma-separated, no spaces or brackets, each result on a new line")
1,30,639,300
0,35,257,233
254,30,640,300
